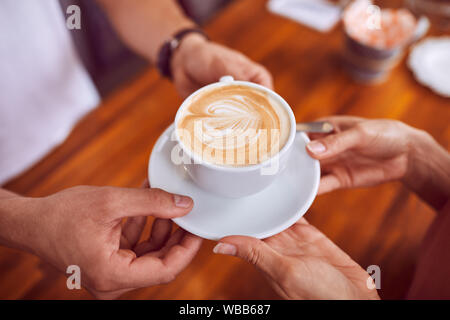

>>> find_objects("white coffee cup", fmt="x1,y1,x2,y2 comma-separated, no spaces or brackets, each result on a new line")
173,76,296,198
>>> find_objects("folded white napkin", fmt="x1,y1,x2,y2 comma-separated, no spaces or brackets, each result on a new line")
267,0,343,32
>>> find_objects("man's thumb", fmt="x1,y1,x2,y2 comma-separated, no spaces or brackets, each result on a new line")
213,236,280,278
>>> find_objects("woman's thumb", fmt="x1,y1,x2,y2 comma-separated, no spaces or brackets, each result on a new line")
306,128,361,160
213,236,280,278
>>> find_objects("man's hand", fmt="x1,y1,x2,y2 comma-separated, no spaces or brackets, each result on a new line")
171,34,273,98
97,0,272,98
213,218,379,300
1,185,202,299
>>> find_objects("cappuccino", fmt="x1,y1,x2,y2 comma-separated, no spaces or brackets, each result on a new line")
176,84,290,166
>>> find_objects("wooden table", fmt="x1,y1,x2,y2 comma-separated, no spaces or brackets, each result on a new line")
2,0,449,299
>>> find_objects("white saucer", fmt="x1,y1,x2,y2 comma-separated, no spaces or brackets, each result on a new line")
408,37,450,98
148,124,320,240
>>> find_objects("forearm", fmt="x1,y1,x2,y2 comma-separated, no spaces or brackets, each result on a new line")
96,0,195,63
0,187,18,199
403,130,450,211
0,189,40,253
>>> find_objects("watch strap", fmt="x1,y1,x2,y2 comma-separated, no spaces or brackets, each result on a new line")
157,27,209,79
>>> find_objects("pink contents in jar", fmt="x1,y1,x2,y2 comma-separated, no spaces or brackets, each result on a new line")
343,0,417,49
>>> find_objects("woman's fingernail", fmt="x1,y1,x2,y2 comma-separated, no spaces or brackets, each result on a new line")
213,243,237,256
173,195,192,208
307,141,326,154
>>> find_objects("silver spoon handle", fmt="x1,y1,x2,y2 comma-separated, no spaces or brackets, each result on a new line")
296,121,334,133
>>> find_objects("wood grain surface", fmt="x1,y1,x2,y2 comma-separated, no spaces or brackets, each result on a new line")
1,0,449,299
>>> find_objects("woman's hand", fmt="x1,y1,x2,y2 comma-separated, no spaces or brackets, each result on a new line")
214,218,379,300
171,34,273,98
305,116,421,195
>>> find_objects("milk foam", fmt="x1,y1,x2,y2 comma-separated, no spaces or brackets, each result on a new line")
177,85,290,166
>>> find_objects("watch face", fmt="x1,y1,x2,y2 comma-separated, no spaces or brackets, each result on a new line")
170,38,180,51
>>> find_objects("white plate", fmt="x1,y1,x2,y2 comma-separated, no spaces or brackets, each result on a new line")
148,124,320,240
408,37,450,98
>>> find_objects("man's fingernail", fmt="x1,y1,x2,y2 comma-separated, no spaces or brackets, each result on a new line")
213,243,237,256
307,141,326,154
173,195,192,208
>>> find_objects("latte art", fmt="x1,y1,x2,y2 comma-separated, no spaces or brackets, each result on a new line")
177,85,290,166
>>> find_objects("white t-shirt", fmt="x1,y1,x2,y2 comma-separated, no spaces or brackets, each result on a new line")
0,0,100,185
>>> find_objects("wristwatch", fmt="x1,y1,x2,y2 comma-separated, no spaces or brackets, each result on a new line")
157,27,209,79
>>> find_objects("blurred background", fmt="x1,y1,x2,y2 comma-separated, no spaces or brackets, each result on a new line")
1,0,449,300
